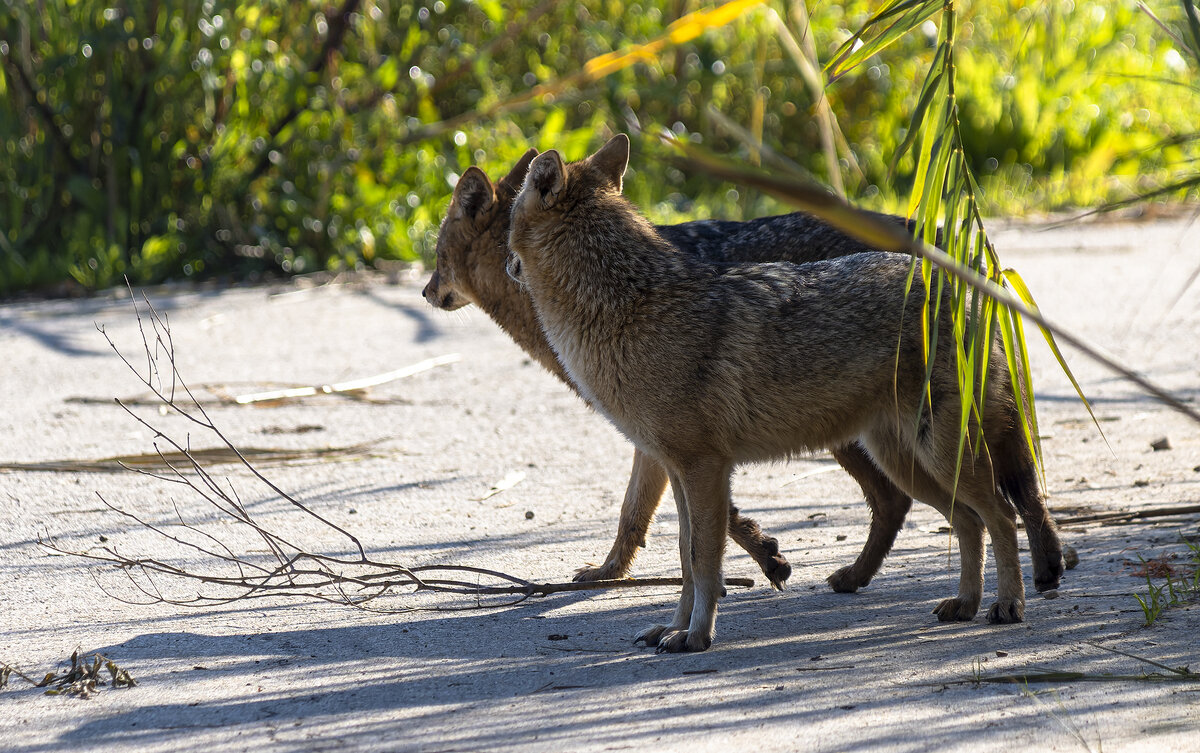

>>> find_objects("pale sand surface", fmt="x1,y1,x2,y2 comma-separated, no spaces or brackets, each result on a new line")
1,216,1198,752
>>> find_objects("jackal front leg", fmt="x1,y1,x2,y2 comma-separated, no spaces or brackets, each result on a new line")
634,467,697,648
576,449,791,588
575,449,668,582
647,460,731,653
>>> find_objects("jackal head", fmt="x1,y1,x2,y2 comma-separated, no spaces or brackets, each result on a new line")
510,134,630,271
422,148,537,310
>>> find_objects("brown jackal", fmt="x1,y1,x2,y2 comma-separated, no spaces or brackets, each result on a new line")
509,135,1059,651
424,151,922,593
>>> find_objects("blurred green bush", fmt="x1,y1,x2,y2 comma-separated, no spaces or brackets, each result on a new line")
1,0,1197,295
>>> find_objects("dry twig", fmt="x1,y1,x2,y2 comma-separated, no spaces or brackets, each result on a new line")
0,443,386,474
64,355,460,408
1054,504,1200,527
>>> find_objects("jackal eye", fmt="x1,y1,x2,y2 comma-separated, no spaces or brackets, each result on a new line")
505,252,524,283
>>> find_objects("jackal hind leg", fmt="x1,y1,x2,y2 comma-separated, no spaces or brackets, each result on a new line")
925,449,1026,624
825,442,914,593
1000,446,1063,593
860,436,985,621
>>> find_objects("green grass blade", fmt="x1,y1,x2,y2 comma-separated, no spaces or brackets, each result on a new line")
971,234,995,447
1007,302,1044,472
827,0,944,79
889,49,947,177
826,0,922,71
1184,0,1200,63
995,307,1040,473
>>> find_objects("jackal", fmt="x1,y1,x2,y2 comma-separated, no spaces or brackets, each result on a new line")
424,150,923,593
509,135,1059,651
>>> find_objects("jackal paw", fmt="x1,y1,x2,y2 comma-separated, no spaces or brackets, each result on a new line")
747,533,792,590
634,624,676,647
826,565,870,594
573,561,626,583
1032,552,1064,593
986,599,1025,624
933,596,980,622
645,628,713,653
763,555,792,591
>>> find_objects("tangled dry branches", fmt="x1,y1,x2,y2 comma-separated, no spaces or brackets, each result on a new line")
39,293,750,613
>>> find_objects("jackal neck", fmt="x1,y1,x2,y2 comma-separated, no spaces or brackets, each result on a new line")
460,193,575,388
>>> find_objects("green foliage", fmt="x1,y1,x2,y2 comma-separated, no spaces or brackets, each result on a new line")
1,0,1198,295
956,0,1200,211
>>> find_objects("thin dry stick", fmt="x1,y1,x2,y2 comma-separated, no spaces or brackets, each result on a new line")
0,443,384,473
233,355,461,404
44,295,754,613
1054,504,1200,527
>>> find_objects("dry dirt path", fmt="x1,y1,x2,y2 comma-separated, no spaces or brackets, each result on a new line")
1,216,1198,752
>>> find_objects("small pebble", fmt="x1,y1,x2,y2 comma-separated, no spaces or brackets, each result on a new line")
525,510,535,520
1042,589,1060,600
995,650,1009,657
1151,436,1171,451
1133,479,1150,488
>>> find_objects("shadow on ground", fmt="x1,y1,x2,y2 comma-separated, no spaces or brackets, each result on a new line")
7,512,1197,753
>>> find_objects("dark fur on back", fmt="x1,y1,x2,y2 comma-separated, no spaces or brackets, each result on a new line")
659,211,911,264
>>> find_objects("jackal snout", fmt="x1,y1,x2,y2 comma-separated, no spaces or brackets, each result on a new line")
422,270,469,311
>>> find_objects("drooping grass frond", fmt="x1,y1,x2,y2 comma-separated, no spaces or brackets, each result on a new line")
825,0,946,81
832,2,1108,474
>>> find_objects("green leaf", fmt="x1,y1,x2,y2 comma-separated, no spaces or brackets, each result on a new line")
890,45,947,177
538,109,567,152
827,0,944,79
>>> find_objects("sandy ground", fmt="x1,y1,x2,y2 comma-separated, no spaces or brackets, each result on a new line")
1,215,1199,752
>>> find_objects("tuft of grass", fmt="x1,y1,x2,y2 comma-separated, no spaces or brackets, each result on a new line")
1134,538,1200,626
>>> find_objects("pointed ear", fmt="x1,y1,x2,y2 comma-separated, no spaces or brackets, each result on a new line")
525,150,566,208
589,134,630,192
498,148,539,193
453,166,495,218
